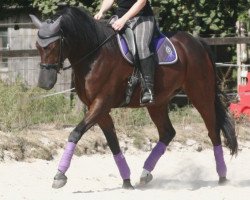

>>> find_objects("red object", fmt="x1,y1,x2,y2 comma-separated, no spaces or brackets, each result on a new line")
230,72,250,119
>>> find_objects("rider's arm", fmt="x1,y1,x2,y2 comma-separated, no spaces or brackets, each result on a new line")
94,0,115,20
112,0,147,30
121,0,147,22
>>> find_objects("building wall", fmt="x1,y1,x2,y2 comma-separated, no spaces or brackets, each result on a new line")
0,14,72,92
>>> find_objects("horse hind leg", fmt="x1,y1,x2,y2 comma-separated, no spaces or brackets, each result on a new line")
139,104,176,185
184,81,230,184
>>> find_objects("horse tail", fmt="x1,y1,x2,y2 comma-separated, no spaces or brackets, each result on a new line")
199,39,238,155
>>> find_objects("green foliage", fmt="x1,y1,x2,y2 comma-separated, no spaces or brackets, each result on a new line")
151,0,250,36
0,80,82,131
0,0,32,8
32,0,83,15
111,108,152,128
28,0,250,36
169,105,203,124
1,0,250,37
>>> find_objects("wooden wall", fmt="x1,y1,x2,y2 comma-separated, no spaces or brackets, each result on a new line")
0,15,72,92
0,56,72,92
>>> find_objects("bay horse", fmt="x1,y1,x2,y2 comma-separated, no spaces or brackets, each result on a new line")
30,7,238,189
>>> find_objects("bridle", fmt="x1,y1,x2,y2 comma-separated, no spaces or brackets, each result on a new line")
38,30,65,73
38,28,117,73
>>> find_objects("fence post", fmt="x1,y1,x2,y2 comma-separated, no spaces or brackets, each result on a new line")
0,38,2,65
236,21,240,91
236,21,248,90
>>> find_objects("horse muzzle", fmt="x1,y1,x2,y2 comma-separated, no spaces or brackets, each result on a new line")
38,64,58,90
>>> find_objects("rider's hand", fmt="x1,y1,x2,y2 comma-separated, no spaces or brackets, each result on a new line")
94,12,103,20
112,18,127,31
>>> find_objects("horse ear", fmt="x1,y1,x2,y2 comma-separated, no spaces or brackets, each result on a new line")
29,14,42,29
50,16,62,33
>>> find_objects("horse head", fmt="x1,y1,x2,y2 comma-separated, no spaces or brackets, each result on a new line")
30,14,64,90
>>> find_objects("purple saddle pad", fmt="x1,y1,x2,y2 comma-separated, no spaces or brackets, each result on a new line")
117,33,178,65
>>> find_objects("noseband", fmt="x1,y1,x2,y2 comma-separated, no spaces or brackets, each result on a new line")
38,30,65,73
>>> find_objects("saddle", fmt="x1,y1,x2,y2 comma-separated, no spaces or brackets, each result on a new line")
109,16,178,106
109,16,178,65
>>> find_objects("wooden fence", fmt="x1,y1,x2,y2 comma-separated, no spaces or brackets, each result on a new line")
0,36,249,93
0,57,72,92
0,28,72,92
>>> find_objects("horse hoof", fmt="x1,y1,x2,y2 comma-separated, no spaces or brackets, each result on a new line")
218,177,229,185
52,171,67,189
122,179,134,190
140,173,153,186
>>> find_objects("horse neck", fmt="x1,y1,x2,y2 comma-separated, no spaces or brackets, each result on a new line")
66,20,114,62
67,20,117,72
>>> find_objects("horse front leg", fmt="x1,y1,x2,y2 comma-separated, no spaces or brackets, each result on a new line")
52,99,108,189
98,114,134,189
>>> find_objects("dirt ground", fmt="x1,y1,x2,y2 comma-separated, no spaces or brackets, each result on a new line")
0,119,249,162
0,121,249,200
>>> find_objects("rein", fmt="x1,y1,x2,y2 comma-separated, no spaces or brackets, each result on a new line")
62,31,117,71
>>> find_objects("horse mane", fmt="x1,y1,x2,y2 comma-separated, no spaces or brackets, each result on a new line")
55,7,116,53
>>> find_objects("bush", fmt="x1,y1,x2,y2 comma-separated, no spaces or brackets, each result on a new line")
111,108,152,128
0,80,82,131
0,79,205,133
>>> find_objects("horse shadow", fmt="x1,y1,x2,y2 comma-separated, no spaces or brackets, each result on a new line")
229,179,250,187
72,187,121,194
135,178,216,191
71,178,250,193
135,178,250,191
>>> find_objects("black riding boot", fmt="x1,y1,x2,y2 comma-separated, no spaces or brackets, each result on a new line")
140,55,156,104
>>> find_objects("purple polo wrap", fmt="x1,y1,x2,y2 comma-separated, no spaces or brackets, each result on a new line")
214,145,227,177
143,141,167,172
114,152,131,180
58,142,76,173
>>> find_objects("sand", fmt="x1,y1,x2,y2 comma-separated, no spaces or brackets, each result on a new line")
0,144,250,200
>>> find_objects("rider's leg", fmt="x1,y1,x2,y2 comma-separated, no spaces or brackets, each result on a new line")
133,16,156,104
139,55,157,104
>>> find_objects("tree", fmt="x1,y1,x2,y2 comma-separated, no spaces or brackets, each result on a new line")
1,0,250,36
0,0,32,8
151,0,250,36
0,1,33,19
32,0,82,15
30,0,250,36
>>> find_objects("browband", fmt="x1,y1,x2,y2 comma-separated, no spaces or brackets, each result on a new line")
38,31,61,39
